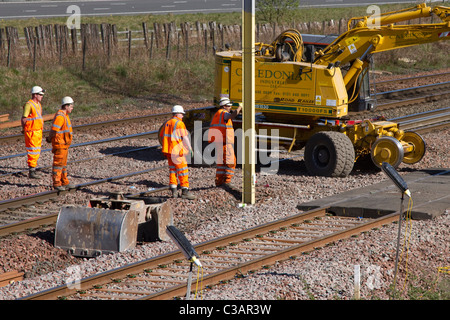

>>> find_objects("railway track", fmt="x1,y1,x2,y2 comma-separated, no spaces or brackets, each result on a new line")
21,206,400,300
373,71,450,87
1,74,449,299
1,107,449,234
391,107,450,133
0,166,169,235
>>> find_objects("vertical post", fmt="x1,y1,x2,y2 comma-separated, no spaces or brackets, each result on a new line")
242,0,255,204
33,38,37,72
128,30,132,60
354,265,360,300
392,193,405,297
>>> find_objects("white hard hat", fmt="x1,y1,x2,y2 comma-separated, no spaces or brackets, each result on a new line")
219,97,232,107
61,96,74,106
31,86,45,95
172,105,185,114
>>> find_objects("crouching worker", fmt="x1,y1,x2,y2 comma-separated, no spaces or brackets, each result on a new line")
160,105,196,200
47,97,75,191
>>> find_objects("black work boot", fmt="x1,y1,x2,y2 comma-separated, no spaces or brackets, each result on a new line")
170,186,178,198
181,188,196,200
29,167,41,179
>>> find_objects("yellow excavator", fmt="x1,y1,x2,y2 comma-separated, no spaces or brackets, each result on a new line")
208,3,450,176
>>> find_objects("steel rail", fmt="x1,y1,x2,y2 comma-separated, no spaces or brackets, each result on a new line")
375,90,450,110
374,72,450,86
388,107,450,122
0,165,168,214
141,211,400,300
374,81,450,99
0,145,157,178
0,130,159,161
393,109,450,131
19,207,327,300
21,207,404,300
0,106,216,143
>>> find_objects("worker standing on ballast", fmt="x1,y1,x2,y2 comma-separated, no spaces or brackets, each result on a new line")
21,86,45,179
208,98,242,187
46,97,75,191
160,105,196,200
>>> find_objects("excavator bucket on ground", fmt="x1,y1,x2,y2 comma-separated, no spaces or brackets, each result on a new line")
54,194,173,258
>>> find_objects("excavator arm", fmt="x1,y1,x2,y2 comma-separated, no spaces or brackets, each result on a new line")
314,3,450,90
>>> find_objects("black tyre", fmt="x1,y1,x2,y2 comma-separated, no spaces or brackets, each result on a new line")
304,131,354,177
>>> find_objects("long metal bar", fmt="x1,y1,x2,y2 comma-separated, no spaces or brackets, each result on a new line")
142,210,400,300
242,0,255,204
0,130,158,161
21,208,328,300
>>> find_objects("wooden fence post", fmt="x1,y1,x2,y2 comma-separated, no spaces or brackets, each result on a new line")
128,29,132,59
149,31,154,60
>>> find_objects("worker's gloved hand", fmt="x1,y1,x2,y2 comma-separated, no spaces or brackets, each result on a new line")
45,136,51,143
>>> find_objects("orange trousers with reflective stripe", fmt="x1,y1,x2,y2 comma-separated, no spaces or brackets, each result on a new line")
24,130,42,168
215,143,236,186
165,154,189,188
52,147,70,187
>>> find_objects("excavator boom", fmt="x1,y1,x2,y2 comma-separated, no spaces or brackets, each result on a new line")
316,3,450,67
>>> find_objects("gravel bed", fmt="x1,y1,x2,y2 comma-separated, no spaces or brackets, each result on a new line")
0,72,449,300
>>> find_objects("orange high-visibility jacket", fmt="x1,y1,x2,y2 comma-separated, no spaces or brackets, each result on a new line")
208,109,234,144
51,110,73,148
161,116,188,156
23,100,43,132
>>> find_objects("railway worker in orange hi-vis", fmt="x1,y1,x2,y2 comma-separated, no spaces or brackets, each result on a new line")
46,97,75,192
21,86,45,179
208,97,242,187
160,105,196,200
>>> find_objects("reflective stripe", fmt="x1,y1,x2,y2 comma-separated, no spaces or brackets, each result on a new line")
176,165,188,172
24,100,43,131
217,165,234,171
53,110,73,146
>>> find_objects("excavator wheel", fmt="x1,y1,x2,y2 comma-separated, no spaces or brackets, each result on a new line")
304,131,354,177
402,131,426,164
370,136,404,169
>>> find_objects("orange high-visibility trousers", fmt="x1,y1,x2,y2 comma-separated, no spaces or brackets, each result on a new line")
52,147,70,187
165,154,189,189
24,130,42,168
215,143,236,186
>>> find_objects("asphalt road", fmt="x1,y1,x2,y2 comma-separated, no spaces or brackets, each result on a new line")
0,0,421,20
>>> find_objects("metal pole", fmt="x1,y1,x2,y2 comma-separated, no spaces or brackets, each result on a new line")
392,193,405,298
242,0,255,204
